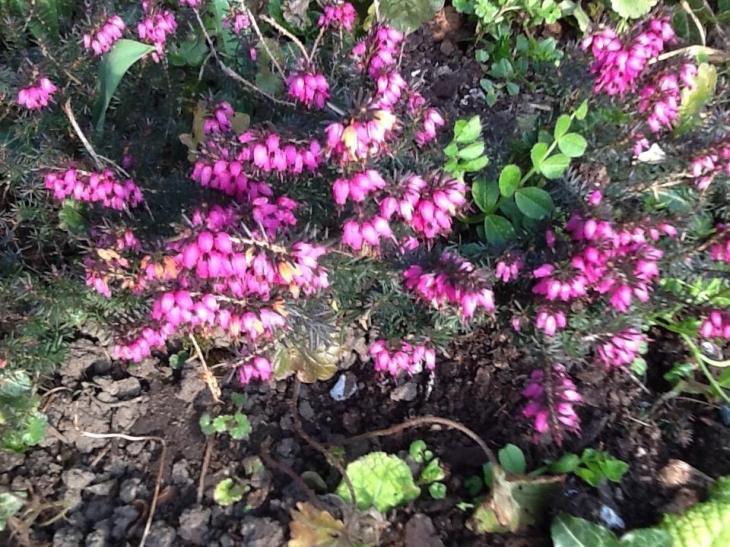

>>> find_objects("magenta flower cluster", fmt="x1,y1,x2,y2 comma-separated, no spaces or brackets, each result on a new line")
138,2,177,63
582,18,675,96
595,328,647,369
638,66,697,133
224,13,251,35
699,311,730,340
370,339,436,375
17,77,57,110
45,168,144,210
286,70,330,109
83,15,125,56
690,142,730,191
404,251,495,321
522,364,582,445
318,1,356,31
495,253,524,283
530,214,674,335
710,225,730,263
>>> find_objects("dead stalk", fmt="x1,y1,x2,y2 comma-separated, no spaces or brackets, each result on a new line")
259,438,325,510
188,333,221,403
260,15,311,64
62,99,103,171
197,436,214,504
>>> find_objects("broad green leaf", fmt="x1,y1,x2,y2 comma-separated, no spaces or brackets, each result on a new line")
455,116,482,144
515,187,554,219
335,452,420,512
379,0,445,34
429,482,447,499
484,215,516,245
574,100,589,121
551,514,620,547
539,153,570,179
554,115,572,139
420,459,446,483
94,40,157,131
610,0,659,19
409,440,428,463
620,529,672,547
498,444,526,474
470,466,564,533
558,133,587,158
531,142,549,169
672,6,704,44
498,164,522,197
458,141,485,160
471,178,499,213
444,143,459,158
288,502,350,547
460,155,489,172
548,453,581,474
59,202,87,233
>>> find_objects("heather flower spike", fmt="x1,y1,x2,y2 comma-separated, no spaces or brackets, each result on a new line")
17,77,57,110
522,364,582,445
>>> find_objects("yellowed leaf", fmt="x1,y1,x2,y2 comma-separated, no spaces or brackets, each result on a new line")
288,502,349,547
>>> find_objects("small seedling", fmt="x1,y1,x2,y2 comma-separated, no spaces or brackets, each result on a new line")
408,440,448,500
213,477,250,506
199,410,252,441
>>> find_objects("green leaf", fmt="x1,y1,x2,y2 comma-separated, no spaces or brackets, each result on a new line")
231,392,246,410
619,529,672,547
0,371,32,399
498,444,527,474
515,187,554,219
602,460,629,483
575,467,600,487
21,412,47,447
229,413,251,440
659,498,730,547
558,133,587,158
335,452,421,512
420,458,446,483
678,63,717,124
708,476,730,503
484,215,516,245
0,492,26,532
94,40,157,131
574,100,589,121
505,82,520,96
539,153,570,179
460,156,490,172
455,116,482,144
472,178,500,213
429,482,447,499
551,514,620,547
498,164,522,197
458,141,486,160
214,478,249,506
548,453,582,474
610,0,659,19
531,142,549,169
409,440,428,463
554,114,572,139
213,415,230,433
672,5,704,44
444,143,459,158
199,413,216,436
379,0,445,34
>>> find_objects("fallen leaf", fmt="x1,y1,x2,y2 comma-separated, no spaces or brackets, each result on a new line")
288,502,350,547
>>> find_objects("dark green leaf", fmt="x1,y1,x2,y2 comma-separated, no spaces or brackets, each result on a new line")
484,215,516,245
472,178,500,213
551,514,620,547
498,444,527,474
94,40,157,131
515,187,554,219
429,482,447,499
379,0,445,34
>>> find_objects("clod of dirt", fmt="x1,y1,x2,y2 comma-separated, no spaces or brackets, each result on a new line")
145,521,178,547
239,516,285,546
95,376,141,399
62,340,109,386
405,514,445,547
53,528,84,547
111,505,140,539
390,382,418,402
62,468,95,490
179,505,212,545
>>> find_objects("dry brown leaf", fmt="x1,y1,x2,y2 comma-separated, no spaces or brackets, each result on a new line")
288,502,350,547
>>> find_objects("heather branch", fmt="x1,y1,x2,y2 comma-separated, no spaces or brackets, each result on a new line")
260,15,311,65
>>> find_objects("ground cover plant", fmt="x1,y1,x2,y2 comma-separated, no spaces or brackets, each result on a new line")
1,0,730,545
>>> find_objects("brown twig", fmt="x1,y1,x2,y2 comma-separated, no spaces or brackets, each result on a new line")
329,415,498,468
192,8,295,107
197,436,214,504
188,333,221,403
62,99,103,171
261,15,311,64
259,437,325,510
75,426,166,547
291,378,357,508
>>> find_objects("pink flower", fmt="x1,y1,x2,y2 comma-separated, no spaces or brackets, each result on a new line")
370,339,435,376
83,15,125,56
286,70,330,109
522,365,581,445
596,328,646,369
318,1,356,31
17,77,57,110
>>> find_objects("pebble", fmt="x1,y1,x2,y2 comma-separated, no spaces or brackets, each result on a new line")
179,506,212,545
86,479,116,497
145,521,178,547
53,528,84,547
62,468,95,490
390,382,418,402
119,477,142,504
85,528,109,547
111,505,140,539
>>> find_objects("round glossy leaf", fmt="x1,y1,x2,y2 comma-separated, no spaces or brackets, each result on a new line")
558,133,587,158
531,142,549,170
471,179,500,213
515,187,554,220
499,164,522,198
